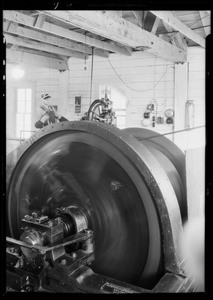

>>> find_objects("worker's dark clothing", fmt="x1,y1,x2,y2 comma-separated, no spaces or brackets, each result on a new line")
35,116,68,129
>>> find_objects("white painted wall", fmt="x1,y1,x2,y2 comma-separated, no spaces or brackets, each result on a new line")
172,47,205,151
187,47,205,150
6,64,69,154
68,51,175,137
6,47,206,154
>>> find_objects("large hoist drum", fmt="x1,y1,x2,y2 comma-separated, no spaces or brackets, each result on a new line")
6,121,187,289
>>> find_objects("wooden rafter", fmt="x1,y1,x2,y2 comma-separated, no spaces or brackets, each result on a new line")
4,34,88,60
3,21,109,58
42,10,187,62
162,21,177,45
3,10,131,56
142,11,148,28
161,21,187,51
34,13,46,28
132,11,143,27
174,33,188,51
199,11,211,37
150,10,205,48
6,48,68,70
150,17,161,34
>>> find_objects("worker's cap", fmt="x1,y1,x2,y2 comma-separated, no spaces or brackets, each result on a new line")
41,93,51,100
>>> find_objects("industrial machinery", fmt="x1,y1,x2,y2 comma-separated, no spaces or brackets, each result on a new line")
85,98,117,125
6,120,196,293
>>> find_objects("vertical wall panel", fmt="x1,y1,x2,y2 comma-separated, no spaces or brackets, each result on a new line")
6,47,205,153
187,47,205,150
174,63,188,150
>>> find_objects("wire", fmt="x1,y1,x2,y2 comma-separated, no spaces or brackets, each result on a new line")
136,125,205,141
107,57,168,93
84,34,87,71
186,14,210,28
153,55,156,99
100,38,169,93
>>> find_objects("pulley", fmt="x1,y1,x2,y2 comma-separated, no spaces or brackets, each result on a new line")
6,121,186,289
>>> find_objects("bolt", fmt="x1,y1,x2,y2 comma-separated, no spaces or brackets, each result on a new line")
25,286,33,292
55,217,62,224
44,260,49,267
61,259,66,265
31,212,38,218
48,221,54,227
71,252,77,259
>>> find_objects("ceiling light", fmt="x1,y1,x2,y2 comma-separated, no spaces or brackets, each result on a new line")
11,66,25,79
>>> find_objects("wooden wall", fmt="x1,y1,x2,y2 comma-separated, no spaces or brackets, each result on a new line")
173,47,205,151
6,46,205,154
68,51,175,136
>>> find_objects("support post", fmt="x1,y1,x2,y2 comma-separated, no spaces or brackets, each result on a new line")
174,63,188,150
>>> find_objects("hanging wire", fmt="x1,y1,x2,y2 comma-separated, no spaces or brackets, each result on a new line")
100,40,169,93
152,55,158,118
89,47,94,105
164,58,167,109
99,42,205,140
134,125,205,141
84,34,87,71
153,55,156,99
186,13,210,28
107,57,168,93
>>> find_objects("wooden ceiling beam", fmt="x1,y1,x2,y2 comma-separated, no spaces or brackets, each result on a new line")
42,10,186,62
174,33,188,51
4,33,88,60
199,11,211,37
150,16,161,34
132,11,143,27
3,10,130,56
6,48,68,70
34,13,46,28
142,11,148,29
162,21,179,46
3,21,109,58
150,10,205,48
162,21,188,51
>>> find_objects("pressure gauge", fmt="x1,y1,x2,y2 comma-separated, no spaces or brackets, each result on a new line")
142,118,151,127
165,109,174,118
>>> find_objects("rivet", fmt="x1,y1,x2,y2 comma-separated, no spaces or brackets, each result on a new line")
61,259,66,265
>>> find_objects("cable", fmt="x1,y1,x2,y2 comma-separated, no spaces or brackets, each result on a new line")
107,57,168,93
100,38,169,93
136,125,205,141
186,14,210,28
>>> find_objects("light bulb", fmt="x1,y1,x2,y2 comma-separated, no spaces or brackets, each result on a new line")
12,66,25,79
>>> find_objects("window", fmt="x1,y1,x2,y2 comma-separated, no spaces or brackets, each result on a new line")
99,85,126,129
16,88,32,139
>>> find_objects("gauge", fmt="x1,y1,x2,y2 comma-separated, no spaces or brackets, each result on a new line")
165,109,174,118
142,118,151,127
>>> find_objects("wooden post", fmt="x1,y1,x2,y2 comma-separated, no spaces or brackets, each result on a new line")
174,63,188,150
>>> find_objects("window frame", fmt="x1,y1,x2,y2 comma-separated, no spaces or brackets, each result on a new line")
15,87,34,139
